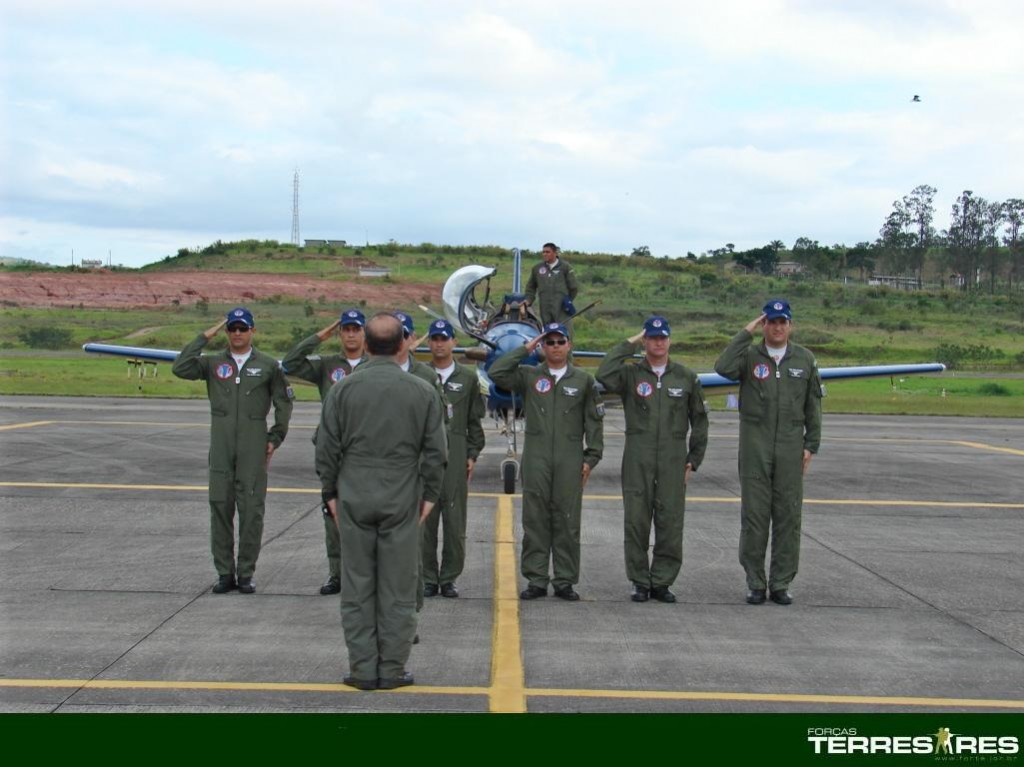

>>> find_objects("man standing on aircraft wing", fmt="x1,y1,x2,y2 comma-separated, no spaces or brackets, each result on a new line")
172,307,293,595
422,319,485,599
523,242,579,335
282,308,367,596
596,316,708,603
316,313,447,691
489,322,603,601
714,300,823,606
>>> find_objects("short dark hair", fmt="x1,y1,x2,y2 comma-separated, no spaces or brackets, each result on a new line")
542,242,559,252
365,313,404,356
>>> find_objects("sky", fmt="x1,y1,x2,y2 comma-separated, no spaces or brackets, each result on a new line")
2,0,1022,268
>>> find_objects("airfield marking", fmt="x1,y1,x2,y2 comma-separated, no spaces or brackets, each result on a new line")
0,420,54,431
488,495,526,713
2,677,1022,710
829,436,1024,457
1,482,1022,510
0,678,483,696
526,688,1024,710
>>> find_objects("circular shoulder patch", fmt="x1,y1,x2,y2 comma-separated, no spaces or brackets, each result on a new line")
215,363,235,380
753,363,771,381
329,367,347,383
534,377,553,394
635,381,654,398
539,266,547,275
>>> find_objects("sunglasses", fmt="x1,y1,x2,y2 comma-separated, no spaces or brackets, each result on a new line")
544,338,568,346
227,325,251,333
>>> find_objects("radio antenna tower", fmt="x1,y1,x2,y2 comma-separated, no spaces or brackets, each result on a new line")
290,169,300,246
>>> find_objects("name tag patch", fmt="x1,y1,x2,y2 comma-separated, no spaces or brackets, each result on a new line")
788,368,804,378
446,382,463,392
245,368,262,376
667,387,684,397
563,386,579,397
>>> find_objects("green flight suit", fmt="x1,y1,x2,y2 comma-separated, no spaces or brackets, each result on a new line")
489,346,603,590
596,341,709,589
524,258,579,330
714,330,823,592
421,363,486,588
316,357,447,683
282,333,367,581
172,334,292,579
406,356,450,609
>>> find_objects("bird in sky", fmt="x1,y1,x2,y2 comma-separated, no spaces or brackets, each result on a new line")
912,95,921,102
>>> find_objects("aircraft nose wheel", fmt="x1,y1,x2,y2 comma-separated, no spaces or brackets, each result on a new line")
501,459,519,494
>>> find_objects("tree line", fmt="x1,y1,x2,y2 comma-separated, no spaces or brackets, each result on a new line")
704,185,1023,293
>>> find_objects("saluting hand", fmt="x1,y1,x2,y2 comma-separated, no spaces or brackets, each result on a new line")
802,450,813,475
525,333,544,354
627,331,645,345
203,318,228,340
316,319,342,342
744,313,767,335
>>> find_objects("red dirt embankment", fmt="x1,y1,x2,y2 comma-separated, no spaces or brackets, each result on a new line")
0,270,440,309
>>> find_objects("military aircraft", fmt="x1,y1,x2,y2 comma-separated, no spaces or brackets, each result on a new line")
83,247,945,493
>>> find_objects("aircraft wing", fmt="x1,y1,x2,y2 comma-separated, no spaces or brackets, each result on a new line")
697,362,945,389
83,343,179,362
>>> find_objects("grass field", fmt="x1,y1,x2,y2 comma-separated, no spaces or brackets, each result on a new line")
2,355,1019,417
3,240,1023,416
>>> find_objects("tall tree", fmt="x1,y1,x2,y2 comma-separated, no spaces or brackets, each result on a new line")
903,184,937,285
944,190,999,291
1002,199,1024,293
983,202,1006,294
845,241,876,281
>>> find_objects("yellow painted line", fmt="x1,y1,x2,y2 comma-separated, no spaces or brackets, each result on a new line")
528,687,1024,710
489,495,526,713
830,437,1024,456
951,440,1024,457
0,420,54,431
0,678,484,696
4,677,1020,711
59,420,206,428
0,482,316,495
2,483,1020,510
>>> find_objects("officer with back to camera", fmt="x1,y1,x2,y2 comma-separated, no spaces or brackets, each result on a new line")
421,319,485,599
714,299,823,606
596,316,709,603
282,308,367,595
172,307,293,594
316,313,447,690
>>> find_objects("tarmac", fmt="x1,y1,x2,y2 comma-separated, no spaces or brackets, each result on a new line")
1,395,1022,713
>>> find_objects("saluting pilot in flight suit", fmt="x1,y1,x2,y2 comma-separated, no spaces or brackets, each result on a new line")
172,307,293,594
316,313,447,691
489,323,603,601
421,319,485,599
596,316,709,603
282,308,367,596
714,299,823,606
524,242,579,332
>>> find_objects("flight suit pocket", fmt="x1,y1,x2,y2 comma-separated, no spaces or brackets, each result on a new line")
209,469,231,501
